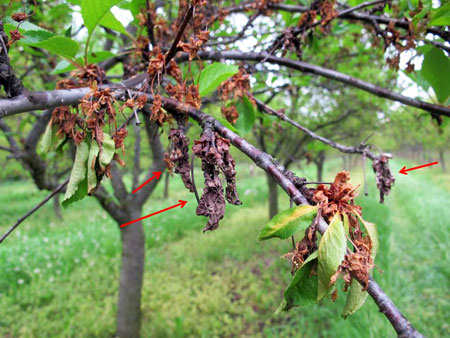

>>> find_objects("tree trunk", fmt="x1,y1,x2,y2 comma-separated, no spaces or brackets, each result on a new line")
316,151,325,181
439,150,446,172
53,193,62,220
163,172,170,199
116,208,145,338
267,173,278,218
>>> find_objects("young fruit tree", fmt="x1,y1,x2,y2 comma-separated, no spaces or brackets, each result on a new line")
1,0,449,337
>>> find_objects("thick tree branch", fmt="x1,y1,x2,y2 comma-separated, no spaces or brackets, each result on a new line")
0,20,26,97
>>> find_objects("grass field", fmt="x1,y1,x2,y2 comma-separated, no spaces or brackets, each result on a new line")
0,159,449,337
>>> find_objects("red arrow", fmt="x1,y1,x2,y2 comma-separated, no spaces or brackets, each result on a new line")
132,171,162,194
120,200,187,228
399,161,439,175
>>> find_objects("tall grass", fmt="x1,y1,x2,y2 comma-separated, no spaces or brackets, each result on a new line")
0,161,448,337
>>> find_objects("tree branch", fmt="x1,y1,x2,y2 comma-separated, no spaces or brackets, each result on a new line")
0,178,68,244
254,98,379,160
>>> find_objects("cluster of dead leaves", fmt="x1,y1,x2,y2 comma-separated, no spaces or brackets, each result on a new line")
193,122,241,232
218,69,254,124
167,126,194,192
312,171,361,221
372,155,395,203
283,225,317,275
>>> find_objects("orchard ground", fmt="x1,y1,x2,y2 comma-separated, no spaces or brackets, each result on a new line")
0,158,448,337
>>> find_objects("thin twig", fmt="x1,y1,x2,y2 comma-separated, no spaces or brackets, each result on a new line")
190,151,200,204
0,178,69,244
164,5,194,66
146,0,157,47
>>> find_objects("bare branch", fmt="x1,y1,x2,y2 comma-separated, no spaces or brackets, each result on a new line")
0,178,68,244
254,98,379,160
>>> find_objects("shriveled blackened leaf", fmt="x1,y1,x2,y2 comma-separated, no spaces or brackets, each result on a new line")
372,155,395,203
196,165,226,232
169,128,193,192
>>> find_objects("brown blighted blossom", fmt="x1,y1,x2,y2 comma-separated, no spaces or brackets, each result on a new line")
52,106,78,138
8,30,24,46
150,95,169,125
219,68,252,102
147,47,165,77
56,79,80,90
186,84,201,109
167,59,182,82
112,128,128,150
72,64,106,85
164,152,174,174
11,12,27,22
319,0,338,34
177,30,209,60
166,82,186,102
312,171,361,221
120,95,148,112
283,226,317,274
221,106,239,124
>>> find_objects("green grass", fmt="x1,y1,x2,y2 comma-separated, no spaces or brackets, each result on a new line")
0,161,448,337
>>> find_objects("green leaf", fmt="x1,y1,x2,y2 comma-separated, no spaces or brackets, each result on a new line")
62,140,90,208
216,117,240,135
317,214,347,301
87,141,100,194
235,95,256,134
130,0,146,17
421,46,450,104
81,0,124,34
99,10,127,35
429,3,450,26
258,205,318,241
40,120,55,154
21,30,54,44
276,251,319,313
198,63,239,96
29,36,80,59
51,51,115,74
99,133,115,170
342,215,379,317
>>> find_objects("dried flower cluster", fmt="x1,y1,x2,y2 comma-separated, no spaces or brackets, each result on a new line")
312,171,361,221
193,121,241,232
372,155,395,203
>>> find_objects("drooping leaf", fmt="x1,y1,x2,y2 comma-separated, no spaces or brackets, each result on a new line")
29,36,80,59
198,63,239,96
421,46,450,104
276,251,319,313
317,214,347,301
258,205,318,241
235,95,256,134
81,0,124,34
87,141,100,194
62,140,90,208
39,120,55,154
99,133,115,170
